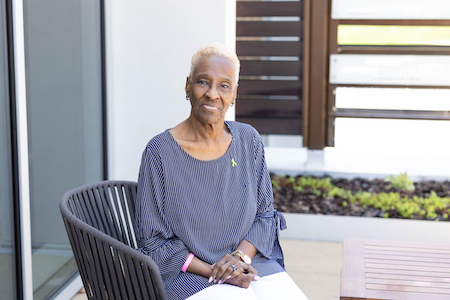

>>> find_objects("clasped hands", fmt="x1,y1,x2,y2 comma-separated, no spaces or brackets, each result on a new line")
208,253,259,288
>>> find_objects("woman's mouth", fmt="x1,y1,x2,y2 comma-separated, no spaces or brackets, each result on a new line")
203,104,219,111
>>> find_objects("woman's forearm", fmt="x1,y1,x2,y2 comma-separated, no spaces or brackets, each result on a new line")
186,255,213,278
235,239,257,260
185,240,257,279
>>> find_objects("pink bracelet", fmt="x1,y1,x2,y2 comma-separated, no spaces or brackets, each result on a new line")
182,253,195,273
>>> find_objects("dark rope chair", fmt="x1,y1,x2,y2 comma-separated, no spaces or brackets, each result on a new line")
60,181,168,300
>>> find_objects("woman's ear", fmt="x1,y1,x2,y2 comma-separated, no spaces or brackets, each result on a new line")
233,83,239,100
185,76,190,94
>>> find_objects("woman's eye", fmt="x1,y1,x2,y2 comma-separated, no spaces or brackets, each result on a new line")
221,84,230,89
198,79,208,85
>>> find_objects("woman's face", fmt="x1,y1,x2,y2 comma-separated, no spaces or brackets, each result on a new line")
186,54,238,126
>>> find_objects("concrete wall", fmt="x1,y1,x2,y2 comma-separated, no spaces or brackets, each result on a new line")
106,0,236,180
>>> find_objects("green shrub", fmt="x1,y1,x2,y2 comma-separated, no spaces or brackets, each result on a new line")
271,174,450,221
284,176,334,193
271,178,280,190
385,173,415,192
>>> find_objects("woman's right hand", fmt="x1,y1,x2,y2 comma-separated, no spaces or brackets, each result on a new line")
225,271,260,289
209,254,259,287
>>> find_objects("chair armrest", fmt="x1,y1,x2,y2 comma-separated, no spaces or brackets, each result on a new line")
61,200,168,300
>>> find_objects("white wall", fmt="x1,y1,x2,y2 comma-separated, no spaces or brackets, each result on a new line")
106,0,236,180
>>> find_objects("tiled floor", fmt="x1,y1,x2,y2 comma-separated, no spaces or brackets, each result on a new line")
71,239,342,300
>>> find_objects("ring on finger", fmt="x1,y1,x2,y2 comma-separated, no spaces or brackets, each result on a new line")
231,264,238,271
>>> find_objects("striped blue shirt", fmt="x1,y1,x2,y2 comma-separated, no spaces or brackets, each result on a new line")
136,121,286,300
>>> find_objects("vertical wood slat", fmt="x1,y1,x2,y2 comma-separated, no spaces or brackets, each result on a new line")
237,99,302,118
304,0,329,148
237,41,303,56
302,0,312,146
237,1,303,17
326,16,339,148
238,80,301,96
240,60,302,77
237,21,302,37
238,118,302,135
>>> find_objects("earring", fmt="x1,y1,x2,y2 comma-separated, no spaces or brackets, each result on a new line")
186,95,190,101
230,102,234,107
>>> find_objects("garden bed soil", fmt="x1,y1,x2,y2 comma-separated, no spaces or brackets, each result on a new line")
271,175,450,221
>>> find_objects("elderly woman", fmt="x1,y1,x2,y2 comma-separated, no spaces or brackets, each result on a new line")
136,43,308,300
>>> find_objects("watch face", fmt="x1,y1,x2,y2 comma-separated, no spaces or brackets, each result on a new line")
242,255,251,264
232,250,252,264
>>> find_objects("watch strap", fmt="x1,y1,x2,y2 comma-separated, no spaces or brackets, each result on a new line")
231,250,252,264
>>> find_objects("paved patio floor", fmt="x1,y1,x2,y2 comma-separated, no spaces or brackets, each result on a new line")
281,239,342,300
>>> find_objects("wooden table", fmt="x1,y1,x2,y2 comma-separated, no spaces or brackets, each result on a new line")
340,238,450,300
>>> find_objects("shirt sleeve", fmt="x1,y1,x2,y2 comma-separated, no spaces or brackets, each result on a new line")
243,130,286,267
135,143,190,279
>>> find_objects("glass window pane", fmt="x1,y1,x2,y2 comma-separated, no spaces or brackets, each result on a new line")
329,54,450,86
336,87,450,111
338,25,450,46
332,0,450,20
0,1,15,298
334,118,450,156
23,0,103,298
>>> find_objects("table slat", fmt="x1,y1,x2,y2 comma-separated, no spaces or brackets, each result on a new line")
365,253,450,263
366,268,450,278
366,263,450,273
366,278,450,289
366,258,450,268
340,238,450,300
366,283,450,295
367,272,450,283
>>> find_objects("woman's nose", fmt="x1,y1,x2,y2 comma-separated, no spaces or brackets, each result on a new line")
206,85,219,99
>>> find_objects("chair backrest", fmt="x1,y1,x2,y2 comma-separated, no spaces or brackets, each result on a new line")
60,180,168,300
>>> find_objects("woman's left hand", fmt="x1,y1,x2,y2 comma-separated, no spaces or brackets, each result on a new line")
209,254,258,285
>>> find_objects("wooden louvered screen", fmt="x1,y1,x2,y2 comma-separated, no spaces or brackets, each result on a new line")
236,0,303,135
327,6,450,147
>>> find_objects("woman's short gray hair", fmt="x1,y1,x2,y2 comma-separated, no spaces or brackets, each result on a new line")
189,43,240,83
